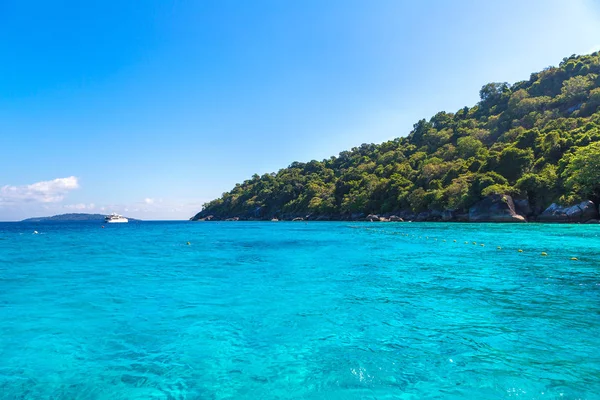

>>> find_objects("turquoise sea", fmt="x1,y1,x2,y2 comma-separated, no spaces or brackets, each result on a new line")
1,221,599,399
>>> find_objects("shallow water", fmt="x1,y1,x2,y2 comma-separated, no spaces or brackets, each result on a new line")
1,221,599,399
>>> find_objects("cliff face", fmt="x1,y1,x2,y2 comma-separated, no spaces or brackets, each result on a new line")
193,52,600,222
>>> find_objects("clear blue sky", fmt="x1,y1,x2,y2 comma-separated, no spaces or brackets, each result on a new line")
1,0,599,221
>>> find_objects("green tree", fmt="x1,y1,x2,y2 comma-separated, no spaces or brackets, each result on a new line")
516,165,558,209
495,147,534,182
559,74,596,104
562,142,600,202
456,136,483,158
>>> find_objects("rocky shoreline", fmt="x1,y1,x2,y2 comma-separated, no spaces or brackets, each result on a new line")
191,195,600,224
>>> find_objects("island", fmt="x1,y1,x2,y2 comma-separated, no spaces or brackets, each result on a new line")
22,213,140,222
192,52,600,223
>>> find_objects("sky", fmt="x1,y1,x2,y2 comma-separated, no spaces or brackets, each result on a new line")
1,0,600,221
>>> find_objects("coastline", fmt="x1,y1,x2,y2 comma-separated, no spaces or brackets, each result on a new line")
191,217,600,224
191,195,600,224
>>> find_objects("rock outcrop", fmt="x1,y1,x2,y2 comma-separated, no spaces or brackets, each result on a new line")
441,210,454,221
513,199,533,217
468,194,526,222
189,198,598,223
537,201,599,223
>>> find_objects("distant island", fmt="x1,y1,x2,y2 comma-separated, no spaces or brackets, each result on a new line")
193,52,600,223
22,213,139,222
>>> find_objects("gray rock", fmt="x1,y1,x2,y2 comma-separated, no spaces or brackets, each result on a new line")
366,214,380,221
567,200,599,222
402,212,417,221
537,203,569,222
415,212,431,221
442,210,454,221
538,201,598,223
389,215,404,222
469,194,526,222
292,217,304,221
455,213,470,222
351,212,365,220
514,199,533,216
430,210,443,218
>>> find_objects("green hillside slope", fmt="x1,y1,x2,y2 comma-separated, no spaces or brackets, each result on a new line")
193,52,600,222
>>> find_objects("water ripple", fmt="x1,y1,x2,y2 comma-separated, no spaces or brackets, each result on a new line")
0,221,599,399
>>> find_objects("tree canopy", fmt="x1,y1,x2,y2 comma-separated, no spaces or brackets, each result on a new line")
194,52,600,220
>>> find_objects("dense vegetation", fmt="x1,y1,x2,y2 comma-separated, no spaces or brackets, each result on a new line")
194,52,600,220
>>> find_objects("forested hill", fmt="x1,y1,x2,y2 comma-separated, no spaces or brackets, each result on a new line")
193,52,600,222
22,213,139,222
22,213,108,222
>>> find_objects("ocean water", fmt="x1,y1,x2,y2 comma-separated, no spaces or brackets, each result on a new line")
1,221,599,399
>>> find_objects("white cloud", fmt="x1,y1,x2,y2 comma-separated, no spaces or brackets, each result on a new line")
64,203,87,210
63,203,95,211
0,176,79,205
0,178,206,221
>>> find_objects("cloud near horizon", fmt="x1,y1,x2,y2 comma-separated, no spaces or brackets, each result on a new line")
0,176,79,205
63,202,95,210
0,178,207,220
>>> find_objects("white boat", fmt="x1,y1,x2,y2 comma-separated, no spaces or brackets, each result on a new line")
104,213,128,223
